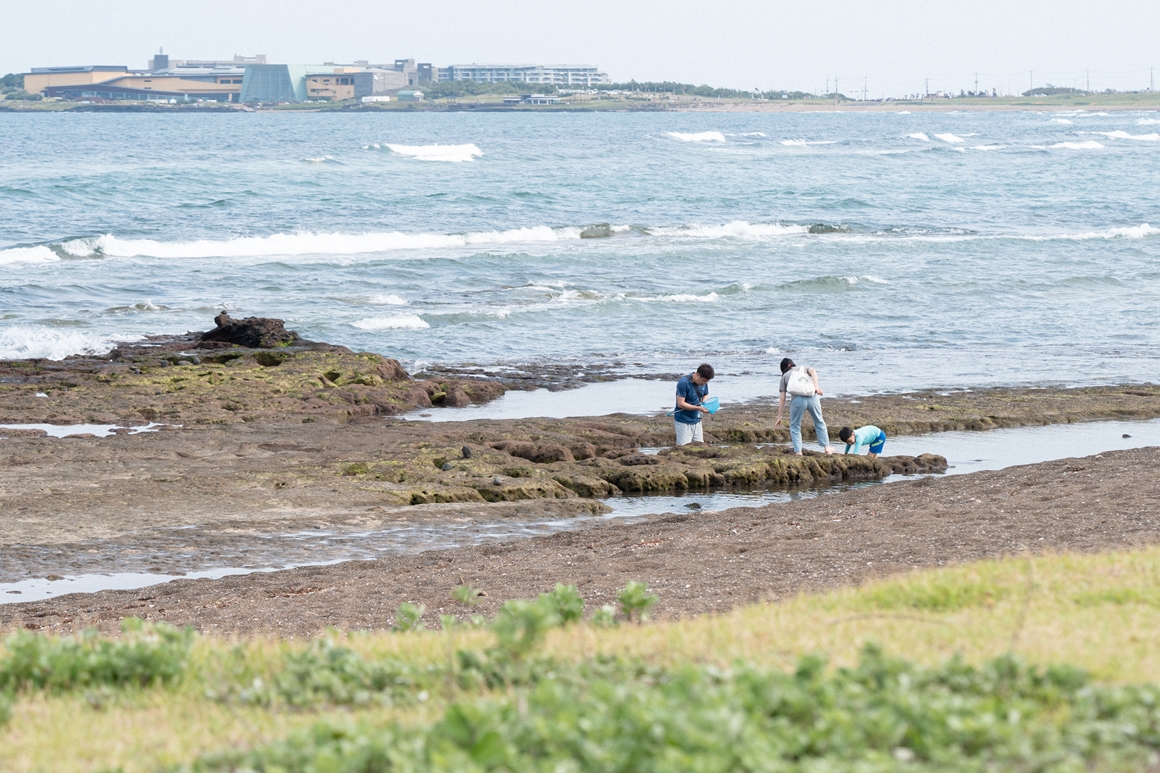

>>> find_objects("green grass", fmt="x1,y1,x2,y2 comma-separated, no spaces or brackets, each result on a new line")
5,548,1160,770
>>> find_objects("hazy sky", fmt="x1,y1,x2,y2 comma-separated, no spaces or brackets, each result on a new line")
3,0,1157,96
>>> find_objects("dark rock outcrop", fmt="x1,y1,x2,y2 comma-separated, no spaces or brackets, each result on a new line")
200,313,300,349
489,441,576,464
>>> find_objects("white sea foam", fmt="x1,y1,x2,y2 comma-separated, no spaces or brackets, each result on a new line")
652,221,809,239
906,133,931,141
1095,130,1160,142
780,139,839,146
733,132,767,137
934,133,966,144
638,292,720,303
0,245,60,266
351,315,429,330
666,131,727,143
68,226,583,259
1069,224,1160,239
369,294,408,305
1050,118,1074,124
972,145,1007,151
1137,118,1160,126
383,143,482,162
1018,224,1160,241
0,325,137,360
1051,140,1104,150
859,275,890,284
303,156,341,163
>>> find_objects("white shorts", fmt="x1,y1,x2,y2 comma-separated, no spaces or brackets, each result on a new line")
674,421,703,446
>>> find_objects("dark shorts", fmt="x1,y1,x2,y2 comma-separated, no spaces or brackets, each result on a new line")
869,431,887,455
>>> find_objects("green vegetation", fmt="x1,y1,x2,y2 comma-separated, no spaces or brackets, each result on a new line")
597,81,814,100
0,618,194,692
6,552,1160,770
424,80,557,99
184,647,1160,772
1023,86,1086,97
1,72,24,90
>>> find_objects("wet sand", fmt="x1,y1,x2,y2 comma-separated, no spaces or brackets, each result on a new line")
2,336,1158,633
3,447,1157,636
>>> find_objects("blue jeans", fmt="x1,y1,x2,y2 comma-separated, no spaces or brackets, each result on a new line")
789,395,830,453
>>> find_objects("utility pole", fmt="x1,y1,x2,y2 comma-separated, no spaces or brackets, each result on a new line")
925,78,929,99
863,76,867,101
974,72,978,94
1086,70,1090,92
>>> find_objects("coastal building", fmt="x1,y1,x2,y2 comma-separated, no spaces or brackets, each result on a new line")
39,67,244,102
439,64,609,86
24,66,130,95
23,54,574,104
503,94,564,105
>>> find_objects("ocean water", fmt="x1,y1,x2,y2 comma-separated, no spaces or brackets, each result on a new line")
2,109,1159,398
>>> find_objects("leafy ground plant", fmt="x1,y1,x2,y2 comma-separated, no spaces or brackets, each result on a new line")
393,603,426,632
452,585,484,606
618,580,658,623
183,646,1160,772
0,618,194,692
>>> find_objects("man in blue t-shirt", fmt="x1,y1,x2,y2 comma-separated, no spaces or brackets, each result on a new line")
674,363,715,445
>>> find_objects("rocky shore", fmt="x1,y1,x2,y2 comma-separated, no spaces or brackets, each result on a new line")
4,447,1158,636
1,316,1158,633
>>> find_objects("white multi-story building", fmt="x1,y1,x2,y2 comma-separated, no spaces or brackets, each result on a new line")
439,64,609,86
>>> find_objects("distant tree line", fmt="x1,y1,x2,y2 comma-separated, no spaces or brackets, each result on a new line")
1,73,40,101
1022,86,1085,97
597,81,817,100
421,78,820,101
423,80,560,99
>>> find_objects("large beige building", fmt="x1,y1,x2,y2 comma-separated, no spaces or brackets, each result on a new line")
23,66,130,95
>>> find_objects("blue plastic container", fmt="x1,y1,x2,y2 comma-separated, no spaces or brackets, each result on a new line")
704,396,720,414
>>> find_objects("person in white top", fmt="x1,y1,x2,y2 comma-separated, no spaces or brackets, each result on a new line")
773,357,835,455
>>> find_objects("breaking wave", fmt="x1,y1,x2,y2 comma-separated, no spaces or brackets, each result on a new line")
649,221,808,239
369,143,482,162
1064,224,1160,240
1137,118,1160,126
369,294,408,305
934,133,966,144
906,133,931,141
666,131,727,143
0,325,137,361
1094,130,1160,142
780,139,839,146
351,315,429,330
1052,140,1104,150
637,292,720,304
0,245,60,266
58,227,585,259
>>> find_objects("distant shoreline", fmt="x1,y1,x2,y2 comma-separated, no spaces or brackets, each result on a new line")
2,95,1159,115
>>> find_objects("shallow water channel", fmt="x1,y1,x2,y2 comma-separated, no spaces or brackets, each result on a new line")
2,418,1157,603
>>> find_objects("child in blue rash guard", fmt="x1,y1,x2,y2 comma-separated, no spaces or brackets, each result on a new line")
839,425,887,458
